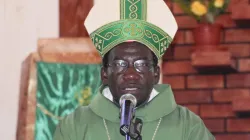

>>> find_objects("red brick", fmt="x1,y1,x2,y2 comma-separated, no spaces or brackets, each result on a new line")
239,59,250,72
174,90,211,104
231,0,249,5
174,46,193,60
184,105,199,115
226,74,250,88
185,31,194,44
200,104,235,118
222,44,250,58
187,75,224,89
175,16,198,29
163,46,174,60
163,76,185,89
162,61,196,75
191,50,236,68
226,0,234,12
225,29,250,42
231,0,250,20
203,119,225,133
172,31,185,44
216,134,250,140
227,119,250,132
232,97,250,112
213,89,250,102
172,3,184,14
215,14,236,28
164,0,172,10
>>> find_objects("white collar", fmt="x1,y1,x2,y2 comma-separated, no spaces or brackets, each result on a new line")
102,87,159,103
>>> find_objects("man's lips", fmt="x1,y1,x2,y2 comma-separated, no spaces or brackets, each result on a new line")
120,85,142,92
120,89,140,95
122,87,140,91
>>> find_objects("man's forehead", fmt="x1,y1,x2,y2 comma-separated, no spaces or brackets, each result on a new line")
108,42,153,60
113,42,150,52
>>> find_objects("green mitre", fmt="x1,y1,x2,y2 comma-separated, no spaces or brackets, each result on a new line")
84,0,178,60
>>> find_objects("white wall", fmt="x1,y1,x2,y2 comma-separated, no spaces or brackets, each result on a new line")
0,0,59,139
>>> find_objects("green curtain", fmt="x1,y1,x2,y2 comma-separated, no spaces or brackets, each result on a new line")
35,62,102,140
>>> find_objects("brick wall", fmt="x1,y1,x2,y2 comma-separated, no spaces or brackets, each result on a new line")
163,1,250,139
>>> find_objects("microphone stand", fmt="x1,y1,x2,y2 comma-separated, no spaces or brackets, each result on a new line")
119,110,143,140
121,117,143,140
126,134,131,140
129,118,143,140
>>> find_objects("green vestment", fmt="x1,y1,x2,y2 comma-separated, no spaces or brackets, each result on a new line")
53,84,215,140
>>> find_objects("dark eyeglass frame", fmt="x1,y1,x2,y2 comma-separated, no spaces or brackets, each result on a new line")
106,59,155,73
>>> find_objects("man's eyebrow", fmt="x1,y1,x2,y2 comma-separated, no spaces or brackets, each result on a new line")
113,56,123,60
112,56,151,61
136,57,149,60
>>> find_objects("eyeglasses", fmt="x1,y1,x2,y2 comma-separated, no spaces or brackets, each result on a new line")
107,59,155,73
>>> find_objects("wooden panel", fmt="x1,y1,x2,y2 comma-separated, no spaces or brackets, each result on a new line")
38,38,101,64
16,53,41,140
60,0,93,37
17,37,101,140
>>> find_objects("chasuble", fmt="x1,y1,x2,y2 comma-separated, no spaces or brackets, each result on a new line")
53,84,215,140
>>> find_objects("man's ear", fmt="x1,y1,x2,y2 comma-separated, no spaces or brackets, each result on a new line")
101,66,108,85
154,66,160,84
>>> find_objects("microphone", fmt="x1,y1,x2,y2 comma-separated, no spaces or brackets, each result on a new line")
119,94,137,136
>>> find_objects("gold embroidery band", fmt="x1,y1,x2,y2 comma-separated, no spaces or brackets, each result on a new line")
120,0,147,20
90,19,173,59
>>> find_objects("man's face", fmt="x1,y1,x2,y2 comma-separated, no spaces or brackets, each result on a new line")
101,42,160,106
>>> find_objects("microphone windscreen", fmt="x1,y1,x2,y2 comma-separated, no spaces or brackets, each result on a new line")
119,94,137,107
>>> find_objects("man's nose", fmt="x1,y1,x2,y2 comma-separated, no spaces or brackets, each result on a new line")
123,67,140,81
